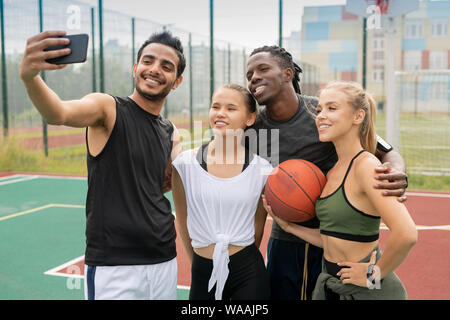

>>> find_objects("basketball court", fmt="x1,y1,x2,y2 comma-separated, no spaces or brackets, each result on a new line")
1,172,449,300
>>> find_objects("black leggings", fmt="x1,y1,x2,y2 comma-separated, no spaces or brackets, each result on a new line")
189,244,270,300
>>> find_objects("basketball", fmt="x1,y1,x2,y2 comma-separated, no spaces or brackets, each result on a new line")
264,159,327,223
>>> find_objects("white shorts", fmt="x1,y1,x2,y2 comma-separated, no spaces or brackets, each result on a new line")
84,258,177,300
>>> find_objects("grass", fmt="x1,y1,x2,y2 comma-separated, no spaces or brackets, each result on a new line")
408,174,450,192
1,137,449,191
375,113,450,180
0,137,87,176
10,128,85,139
1,111,449,192
0,125,212,176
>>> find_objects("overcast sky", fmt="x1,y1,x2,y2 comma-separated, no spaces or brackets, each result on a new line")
77,0,346,49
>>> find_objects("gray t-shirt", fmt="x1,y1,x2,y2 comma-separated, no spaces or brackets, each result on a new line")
251,94,338,243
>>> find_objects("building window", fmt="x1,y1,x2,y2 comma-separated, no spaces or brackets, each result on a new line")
404,51,422,70
431,19,448,38
405,19,422,39
373,51,384,62
372,38,384,52
429,82,447,100
372,67,384,82
429,51,448,70
402,82,415,101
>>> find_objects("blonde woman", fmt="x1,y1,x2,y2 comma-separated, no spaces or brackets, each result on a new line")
263,81,417,300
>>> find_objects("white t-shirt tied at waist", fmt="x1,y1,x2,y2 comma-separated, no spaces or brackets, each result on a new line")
172,149,274,299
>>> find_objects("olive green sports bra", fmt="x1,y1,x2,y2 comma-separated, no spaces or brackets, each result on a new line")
316,150,380,242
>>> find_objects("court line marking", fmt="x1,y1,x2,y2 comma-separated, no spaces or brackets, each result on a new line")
0,175,39,186
44,255,85,279
0,174,26,181
380,223,450,231
4,174,450,198
0,173,87,180
44,255,193,292
0,203,85,222
1,204,176,221
35,175,87,181
406,192,450,198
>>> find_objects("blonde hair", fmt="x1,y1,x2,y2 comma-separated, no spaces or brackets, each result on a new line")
322,81,377,154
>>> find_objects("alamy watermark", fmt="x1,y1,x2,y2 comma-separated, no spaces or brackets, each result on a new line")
65,265,82,290
175,121,281,171
366,264,382,290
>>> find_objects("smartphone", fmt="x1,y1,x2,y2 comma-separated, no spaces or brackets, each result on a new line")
45,34,89,65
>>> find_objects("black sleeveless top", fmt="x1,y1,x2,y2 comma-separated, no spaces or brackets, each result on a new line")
196,141,253,172
85,96,176,266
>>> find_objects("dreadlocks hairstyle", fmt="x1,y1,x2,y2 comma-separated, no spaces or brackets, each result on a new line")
249,45,303,94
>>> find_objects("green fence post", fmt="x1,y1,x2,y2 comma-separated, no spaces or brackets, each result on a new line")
39,0,48,156
209,0,214,102
189,32,193,147
242,48,246,85
91,7,97,92
227,42,231,83
362,17,367,89
98,0,104,93
131,17,135,90
1,0,8,138
278,0,283,47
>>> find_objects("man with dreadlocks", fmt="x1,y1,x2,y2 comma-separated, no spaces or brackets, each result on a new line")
245,46,409,300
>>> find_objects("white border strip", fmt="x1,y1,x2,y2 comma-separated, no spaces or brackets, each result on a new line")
0,174,26,181
0,203,85,222
380,224,450,231
5,174,450,197
0,175,39,186
44,255,85,279
406,192,450,198
36,175,87,181
43,255,194,292
177,285,191,291
0,173,87,180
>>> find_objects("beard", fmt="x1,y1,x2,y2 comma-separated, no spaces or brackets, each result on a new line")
135,77,174,102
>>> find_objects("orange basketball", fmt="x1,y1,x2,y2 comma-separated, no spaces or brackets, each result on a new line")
264,159,327,223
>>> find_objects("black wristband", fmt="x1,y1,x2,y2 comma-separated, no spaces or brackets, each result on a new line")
376,135,393,153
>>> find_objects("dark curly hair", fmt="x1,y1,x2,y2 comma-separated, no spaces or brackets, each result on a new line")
136,31,186,78
250,45,302,94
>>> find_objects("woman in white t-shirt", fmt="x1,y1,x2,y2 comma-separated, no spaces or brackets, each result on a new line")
171,84,273,300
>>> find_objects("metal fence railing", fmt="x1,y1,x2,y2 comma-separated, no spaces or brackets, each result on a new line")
2,0,290,154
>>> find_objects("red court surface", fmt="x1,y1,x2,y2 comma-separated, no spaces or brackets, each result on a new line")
175,190,450,300
12,175,447,300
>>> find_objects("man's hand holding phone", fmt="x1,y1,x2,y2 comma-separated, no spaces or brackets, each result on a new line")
20,31,88,82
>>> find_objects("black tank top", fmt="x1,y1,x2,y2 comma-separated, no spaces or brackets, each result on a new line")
85,96,176,266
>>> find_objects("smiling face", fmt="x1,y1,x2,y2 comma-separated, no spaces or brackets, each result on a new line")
316,87,364,143
209,87,256,137
133,43,182,101
246,52,287,106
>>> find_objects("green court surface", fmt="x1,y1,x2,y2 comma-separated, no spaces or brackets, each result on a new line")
0,174,188,300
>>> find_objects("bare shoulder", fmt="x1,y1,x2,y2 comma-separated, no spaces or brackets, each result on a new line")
85,93,116,128
355,151,381,172
353,152,382,189
82,92,115,107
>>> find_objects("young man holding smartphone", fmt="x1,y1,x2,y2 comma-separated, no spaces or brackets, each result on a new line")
20,30,185,300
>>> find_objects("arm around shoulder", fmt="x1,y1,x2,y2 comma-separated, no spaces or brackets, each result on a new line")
357,155,417,278
171,164,194,263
